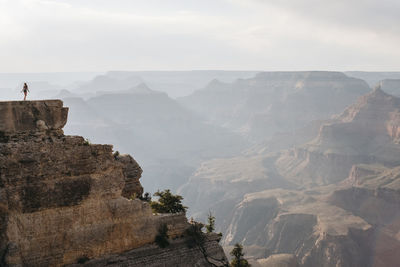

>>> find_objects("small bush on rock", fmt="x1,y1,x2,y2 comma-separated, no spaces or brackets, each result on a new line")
185,221,205,248
150,189,187,214
113,150,120,160
230,243,250,267
83,138,91,146
139,192,152,202
155,223,169,248
205,211,215,233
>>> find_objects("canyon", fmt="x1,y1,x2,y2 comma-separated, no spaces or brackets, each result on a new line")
179,87,400,266
1,71,400,266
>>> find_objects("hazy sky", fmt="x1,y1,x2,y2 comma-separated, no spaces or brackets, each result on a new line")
1,0,400,72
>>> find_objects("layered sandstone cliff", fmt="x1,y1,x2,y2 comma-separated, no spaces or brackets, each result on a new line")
0,100,227,266
179,89,400,266
276,87,400,186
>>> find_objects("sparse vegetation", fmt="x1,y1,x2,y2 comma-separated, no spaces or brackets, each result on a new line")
185,221,205,248
155,223,169,248
83,138,91,146
150,189,187,214
230,243,250,267
205,211,215,233
139,192,152,202
185,220,226,266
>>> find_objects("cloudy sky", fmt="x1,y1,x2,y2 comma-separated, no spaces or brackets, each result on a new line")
1,0,400,72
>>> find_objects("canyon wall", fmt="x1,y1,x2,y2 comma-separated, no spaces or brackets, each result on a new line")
179,88,400,266
0,100,227,266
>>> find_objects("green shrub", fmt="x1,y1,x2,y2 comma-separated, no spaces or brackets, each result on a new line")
205,211,215,233
185,221,205,248
83,138,91,146
139,192,152,202
150,189,187,214
230,243,250,267
155,223,169,248
217,232,223,241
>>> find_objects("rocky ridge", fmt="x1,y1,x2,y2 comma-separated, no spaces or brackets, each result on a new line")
378,79,400,96
276,87,400,186
179,71,370,141
179,89,400,266
0,100,227,266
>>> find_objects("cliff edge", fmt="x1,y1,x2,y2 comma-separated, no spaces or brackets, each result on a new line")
0,100,227,266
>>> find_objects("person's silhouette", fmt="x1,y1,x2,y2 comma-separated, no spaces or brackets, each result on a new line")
22,82,29,100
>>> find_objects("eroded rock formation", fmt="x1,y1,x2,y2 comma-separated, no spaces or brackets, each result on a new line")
0,100,68,134
179,71,370,141
179,89,400,267
0,100,227,267
276,87,400,186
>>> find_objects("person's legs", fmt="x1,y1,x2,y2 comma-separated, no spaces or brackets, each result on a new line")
24,91,27,100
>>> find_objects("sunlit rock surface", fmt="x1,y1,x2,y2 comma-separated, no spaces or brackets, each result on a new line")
180,89,400,267
0,100,227,266
276,88,400,186
0,100,68,134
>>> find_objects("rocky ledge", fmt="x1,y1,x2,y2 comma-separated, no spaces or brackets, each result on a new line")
0,100,68,134
0,100,227,266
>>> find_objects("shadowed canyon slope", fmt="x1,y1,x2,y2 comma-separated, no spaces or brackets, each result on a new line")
179,88,400,267
0,100,228,266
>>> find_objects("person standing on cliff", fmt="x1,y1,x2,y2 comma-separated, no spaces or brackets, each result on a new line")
21,82,29,100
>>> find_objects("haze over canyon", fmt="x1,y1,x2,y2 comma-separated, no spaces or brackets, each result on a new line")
1,70,400,266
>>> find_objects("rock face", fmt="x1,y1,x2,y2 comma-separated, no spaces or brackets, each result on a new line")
0,100,68,134
0,100,227,267
179,89,400,266
256,254,299,267
344,71,400,88
377,79,400,96
179,71,370,142
276,88,400,186
68,233,227,267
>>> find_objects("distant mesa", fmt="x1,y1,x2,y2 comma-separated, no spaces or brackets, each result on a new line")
77,74,144,94
253,70,348,80
206,78,228,87
94,83,159,96
179,71,370,142
378,78,400,96
54,89,77,99
128,82,157,94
